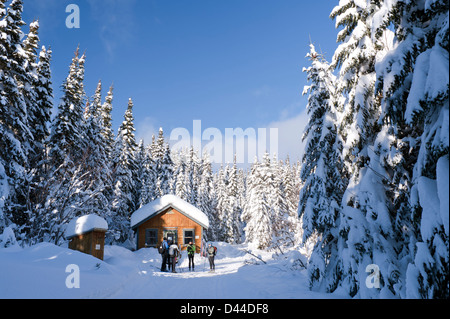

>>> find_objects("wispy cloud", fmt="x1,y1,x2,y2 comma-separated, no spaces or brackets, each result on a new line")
136,116,158,145
266,108,308,163
86,0,138,61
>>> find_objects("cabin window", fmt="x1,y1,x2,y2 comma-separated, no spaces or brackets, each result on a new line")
183,229,195,245
145,229,158,247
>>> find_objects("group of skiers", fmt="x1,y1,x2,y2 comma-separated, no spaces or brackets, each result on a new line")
159,237,217,273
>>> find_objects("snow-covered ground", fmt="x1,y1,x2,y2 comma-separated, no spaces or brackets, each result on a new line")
0,242,347,299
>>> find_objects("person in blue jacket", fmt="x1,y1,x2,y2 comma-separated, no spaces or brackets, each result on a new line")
160,237,169,272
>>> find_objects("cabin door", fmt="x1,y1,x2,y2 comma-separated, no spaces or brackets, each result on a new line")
163,228,178,244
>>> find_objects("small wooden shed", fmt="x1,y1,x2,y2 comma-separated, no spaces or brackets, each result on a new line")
131,194,209,252
66,215,108,260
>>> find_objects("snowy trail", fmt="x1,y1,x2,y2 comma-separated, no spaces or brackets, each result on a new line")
95,243,341,299
0,242,346,299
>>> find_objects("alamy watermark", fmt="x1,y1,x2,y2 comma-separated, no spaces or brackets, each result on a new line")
169,120,279,164
365,264,381,289
66,4,80,29
65,264,80,289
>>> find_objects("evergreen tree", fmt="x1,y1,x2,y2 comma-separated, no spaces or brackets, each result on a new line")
101,84,115,158
0,0,32,235
392,0,449,299
80,83,111,221
298,43,347,291
271,156,300,251
330,0,382,176
48,47,86,170
214,164,227,241
152,128,174,198
33,45,53,177
241,154,274,249
227,156,243,244
173,148,189,201
216,158,242,244
22,20,41,162
136,139,156,207
297,0,449,298
110,98,138,243
324,0,399,298
38,48,88,245
197,152,219,241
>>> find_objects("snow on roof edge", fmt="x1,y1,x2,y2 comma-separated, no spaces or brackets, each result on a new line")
65,214,108,239
131,194,209,229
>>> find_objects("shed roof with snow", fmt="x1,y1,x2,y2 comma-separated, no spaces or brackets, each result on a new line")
65,214,108,239
131,194,209,230
65,214,108,260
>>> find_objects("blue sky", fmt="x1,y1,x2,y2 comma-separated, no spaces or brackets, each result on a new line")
24,0,339,164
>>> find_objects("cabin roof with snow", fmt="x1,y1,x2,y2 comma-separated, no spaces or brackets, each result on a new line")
131,194,209,230
65,214,108,239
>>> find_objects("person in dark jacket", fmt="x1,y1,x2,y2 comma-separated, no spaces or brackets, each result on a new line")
187,241,196,271
160,237,169,272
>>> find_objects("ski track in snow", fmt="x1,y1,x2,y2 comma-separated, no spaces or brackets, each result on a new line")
0,242,346,299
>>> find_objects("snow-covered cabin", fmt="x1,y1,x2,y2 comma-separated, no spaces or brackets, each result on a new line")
66,215,108,260
131,195,209,252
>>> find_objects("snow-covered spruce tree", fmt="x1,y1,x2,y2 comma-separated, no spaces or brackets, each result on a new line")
320,0,404,298
197,152,219,241
37,48,91,245
173,148,189,201
214,164,227,241
32,45,53,182
369,0,431,298
110,98,138,244
152,128,174,198
136,139,156,207
21,20,40,162
160,144,175,196
0,0,33,237
47,47,86,170
298,43,346,291
241,153,274,250
271,156,301,251
174,146,200,206
79,83,112,223
236,166,247,243
351,0,449,298
384,0,449,299
216,156,243,244
101,84,115,159
330,0,382,176
27,46,54,245
268,156,287,251
227,157,243,244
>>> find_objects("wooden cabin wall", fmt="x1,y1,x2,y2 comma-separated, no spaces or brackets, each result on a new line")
136,207,203,252
68,230,106,260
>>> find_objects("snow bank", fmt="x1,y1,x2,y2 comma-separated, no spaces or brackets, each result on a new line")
207,241,246,259
65,214,108,239
0,242,123,298
131,194,209,229
276,249,308,271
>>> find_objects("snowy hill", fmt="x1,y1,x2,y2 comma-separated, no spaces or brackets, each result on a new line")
0,242,346,299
